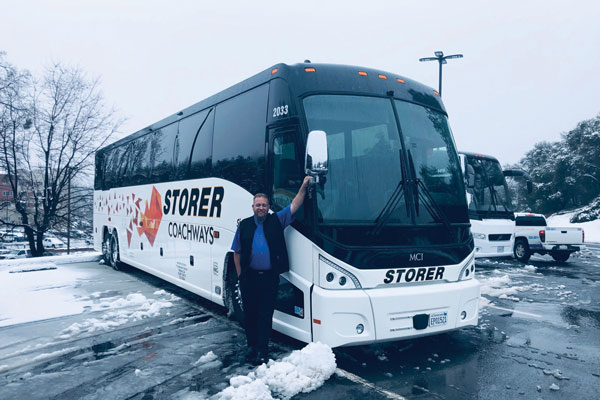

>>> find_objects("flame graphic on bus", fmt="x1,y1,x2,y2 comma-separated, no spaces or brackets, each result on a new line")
134,186,163,246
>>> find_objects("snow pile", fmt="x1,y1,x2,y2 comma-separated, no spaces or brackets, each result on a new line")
478,272,536,304
547,210,600,243
194,351,218,365
0,252,101,271
8,262,57,273
216,342,336,400
59,293,174,338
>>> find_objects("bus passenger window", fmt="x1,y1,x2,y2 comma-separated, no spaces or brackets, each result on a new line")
212,84,269,195
128,136,151,185
149,123,178,183
186,109,214,180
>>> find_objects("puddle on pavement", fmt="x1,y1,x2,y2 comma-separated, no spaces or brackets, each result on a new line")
509,302,600,329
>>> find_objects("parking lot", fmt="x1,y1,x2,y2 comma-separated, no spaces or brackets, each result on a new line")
0,246,599,399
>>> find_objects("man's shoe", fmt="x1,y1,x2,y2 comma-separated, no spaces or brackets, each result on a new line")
255,352,269,365
244,347,257,362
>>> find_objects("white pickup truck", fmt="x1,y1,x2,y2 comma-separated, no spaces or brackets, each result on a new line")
513,213,584,262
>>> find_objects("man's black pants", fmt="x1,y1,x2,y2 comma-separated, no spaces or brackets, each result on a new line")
239,269,279,354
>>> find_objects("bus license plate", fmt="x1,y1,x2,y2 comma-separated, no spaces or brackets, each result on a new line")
559,245,567,250
429,312,447,327
497,246,504,253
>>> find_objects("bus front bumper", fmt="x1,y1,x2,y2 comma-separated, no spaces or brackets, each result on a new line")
474,240,514,258
311,278,480,348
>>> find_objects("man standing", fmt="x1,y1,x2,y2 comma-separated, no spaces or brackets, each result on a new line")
231,176,311,364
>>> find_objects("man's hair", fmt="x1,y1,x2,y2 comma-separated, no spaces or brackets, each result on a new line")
253,193,270,204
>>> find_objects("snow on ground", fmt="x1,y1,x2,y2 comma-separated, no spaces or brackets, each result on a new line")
0,261,99,327
0,252,102,272
0,254,174,330
215,342,336,400
547,211,600,243
58,292,176,339
194,351,219,365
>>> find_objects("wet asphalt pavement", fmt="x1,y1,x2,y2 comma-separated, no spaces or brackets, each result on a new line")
1,245,599,399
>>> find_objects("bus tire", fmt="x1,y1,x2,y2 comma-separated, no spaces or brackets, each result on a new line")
225,261,244,323
109,232,121,271
102,231,112,265
551,251,570,263
513,239,531,263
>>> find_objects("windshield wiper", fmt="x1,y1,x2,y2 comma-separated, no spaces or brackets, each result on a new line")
368,151,410,236
407,150,452,232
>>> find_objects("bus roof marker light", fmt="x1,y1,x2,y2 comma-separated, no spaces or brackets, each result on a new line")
358,71,368,76
271,68,278,74
396,78,405,84
433,90,440,96
378,74,387,79
305,67,316,72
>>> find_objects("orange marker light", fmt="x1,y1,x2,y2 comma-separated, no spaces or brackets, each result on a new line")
305,67,316,72
378,74,387,79
313,318,321,325
433,90,440,96
396,78,405,84
213,231,220,239
358,71,368,76
271,68,278,74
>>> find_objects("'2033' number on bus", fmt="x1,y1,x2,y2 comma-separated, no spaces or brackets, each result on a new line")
273,105,288,117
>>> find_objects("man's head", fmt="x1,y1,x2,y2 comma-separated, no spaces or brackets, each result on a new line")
252,193,270,219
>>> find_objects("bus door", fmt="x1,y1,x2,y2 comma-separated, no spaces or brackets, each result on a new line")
269,126,313,343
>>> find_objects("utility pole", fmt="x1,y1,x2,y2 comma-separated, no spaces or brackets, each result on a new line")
419,51,463,96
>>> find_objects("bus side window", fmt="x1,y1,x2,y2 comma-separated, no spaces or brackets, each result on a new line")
183,109,214,180
149,122,178,183
95,153,104,190
104,146,123,189
115,143,132,187
272,133,301,210
212,84,269,195
127,136,151,185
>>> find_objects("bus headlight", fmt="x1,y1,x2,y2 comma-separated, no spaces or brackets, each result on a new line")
459,255,476,281
319,255,361,289
472,233,486,240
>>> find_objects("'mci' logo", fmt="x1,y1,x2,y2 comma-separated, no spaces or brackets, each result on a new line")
409,253,424,262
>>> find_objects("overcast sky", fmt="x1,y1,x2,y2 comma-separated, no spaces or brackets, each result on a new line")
2,0,599,164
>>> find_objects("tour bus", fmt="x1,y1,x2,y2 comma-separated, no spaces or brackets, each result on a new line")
94,62,479,348
459,152,531,258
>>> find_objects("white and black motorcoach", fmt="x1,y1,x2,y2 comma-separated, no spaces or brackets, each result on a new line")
94,62,479,347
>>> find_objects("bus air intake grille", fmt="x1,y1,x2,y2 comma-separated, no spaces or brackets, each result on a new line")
489,234,512,241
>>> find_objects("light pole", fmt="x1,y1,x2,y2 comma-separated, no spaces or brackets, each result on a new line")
419,51,463,96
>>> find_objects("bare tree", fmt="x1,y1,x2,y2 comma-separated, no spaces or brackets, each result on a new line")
1,54,123,256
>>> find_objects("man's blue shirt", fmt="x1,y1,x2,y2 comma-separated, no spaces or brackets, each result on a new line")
231,205,294,270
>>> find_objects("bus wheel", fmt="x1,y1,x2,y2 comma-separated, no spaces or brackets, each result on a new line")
551,251,570,263
513,239,531,263
109,233,121,271
102,233,112,265
225,263,244,323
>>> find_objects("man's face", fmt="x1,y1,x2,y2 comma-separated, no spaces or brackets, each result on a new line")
252,196,269,219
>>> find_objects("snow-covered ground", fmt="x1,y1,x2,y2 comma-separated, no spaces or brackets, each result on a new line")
547,211,600,243
0,255,338,399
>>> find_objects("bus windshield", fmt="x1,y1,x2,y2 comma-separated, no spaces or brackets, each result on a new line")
465,156,513,218
303,95,466,226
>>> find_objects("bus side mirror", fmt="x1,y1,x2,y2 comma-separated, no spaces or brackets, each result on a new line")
465,164,475,188
503,168,533,194
305,130,328,180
